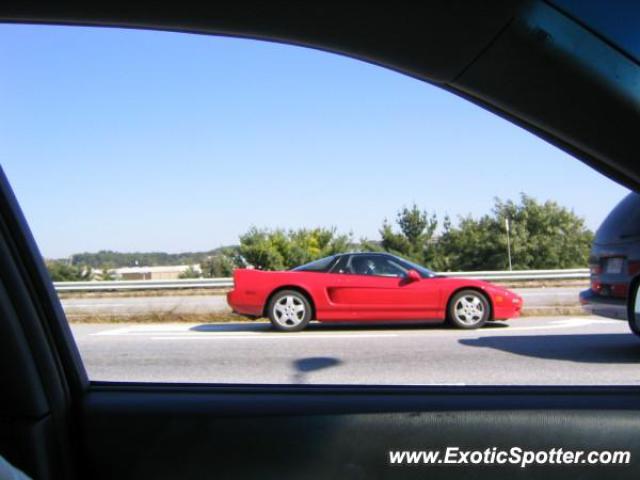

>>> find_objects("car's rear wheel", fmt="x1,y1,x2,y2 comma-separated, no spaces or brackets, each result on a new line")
448,290,489,329
267,290,312,332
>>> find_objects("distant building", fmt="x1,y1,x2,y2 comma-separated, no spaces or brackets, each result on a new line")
115,264,201,280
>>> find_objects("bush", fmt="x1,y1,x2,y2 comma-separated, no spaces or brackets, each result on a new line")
200,255,237,278
239,227,352,270
46,261,93,281
368,195,593,271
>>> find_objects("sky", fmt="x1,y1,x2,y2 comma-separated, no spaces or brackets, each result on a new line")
0,24,630,259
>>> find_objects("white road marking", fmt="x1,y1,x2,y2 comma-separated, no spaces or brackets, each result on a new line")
91,326,136,336
499,318,618,332
89,317,620,340
64,303,134,308
92,324,197,335
403,383,467,386
151,334,400,340
519,292,579,297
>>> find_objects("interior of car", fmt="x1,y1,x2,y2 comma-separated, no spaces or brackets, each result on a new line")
1,1,640,478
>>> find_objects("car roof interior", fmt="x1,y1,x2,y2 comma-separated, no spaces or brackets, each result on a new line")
1,1,639,479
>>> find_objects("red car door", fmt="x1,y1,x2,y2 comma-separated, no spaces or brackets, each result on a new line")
323,254,441,320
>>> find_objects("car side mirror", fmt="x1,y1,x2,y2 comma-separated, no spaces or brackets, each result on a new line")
406,269,421,282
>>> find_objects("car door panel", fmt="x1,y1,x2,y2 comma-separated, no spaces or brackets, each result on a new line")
79,385,640,480
319,255,442,320
326,275,440,318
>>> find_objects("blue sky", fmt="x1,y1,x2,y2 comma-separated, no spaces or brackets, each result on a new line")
0,24,630,259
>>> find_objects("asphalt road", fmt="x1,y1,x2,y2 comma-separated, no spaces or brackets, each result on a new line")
70,315,640,385
62,286,584,315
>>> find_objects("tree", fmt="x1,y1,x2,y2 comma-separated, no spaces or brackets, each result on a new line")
363,204,438,264
200,254,237,278
238,227,288,271
45,261,93,281
435,214,503,271
95,265,117,281
70,247,239,268
437,194,594,270
239,227,352,270
178,265,202,279
367,196,593,271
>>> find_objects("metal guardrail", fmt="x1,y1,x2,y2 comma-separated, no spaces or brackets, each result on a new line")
443,268,589,281
54,278,233,291
53,269,589,292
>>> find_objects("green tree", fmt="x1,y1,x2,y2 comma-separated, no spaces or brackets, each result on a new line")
46,261,93,281
239,227,352,270
94,264,117,281
363,204,438,264
199,254,237,278
238,227,287,271
435,214,503,271
437,194,594,270
70,247,239,268
178,265,202,279
428,214,454,271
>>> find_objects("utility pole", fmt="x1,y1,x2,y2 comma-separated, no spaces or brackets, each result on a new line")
505,217,512,271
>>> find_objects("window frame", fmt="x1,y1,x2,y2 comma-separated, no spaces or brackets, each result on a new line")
3,5,640,479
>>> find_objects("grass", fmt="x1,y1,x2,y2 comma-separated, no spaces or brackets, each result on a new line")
66,310,246,324
519,306,588,317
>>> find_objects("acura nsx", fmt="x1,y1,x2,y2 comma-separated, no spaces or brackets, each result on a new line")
227,252,523,331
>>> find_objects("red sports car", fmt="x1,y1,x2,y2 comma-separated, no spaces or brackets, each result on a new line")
227,252,523,331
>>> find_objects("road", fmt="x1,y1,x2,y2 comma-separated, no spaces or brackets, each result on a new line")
70,315,640,385
61,286,585,315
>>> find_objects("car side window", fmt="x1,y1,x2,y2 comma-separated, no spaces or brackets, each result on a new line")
292,255,338,272
348,255,407,277
329,255,350,274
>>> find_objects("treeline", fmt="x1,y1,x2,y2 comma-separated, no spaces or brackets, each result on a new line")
47,247,240,281
68,247,234,268
237,194,594,272
361,194,594,271
46,195,595,280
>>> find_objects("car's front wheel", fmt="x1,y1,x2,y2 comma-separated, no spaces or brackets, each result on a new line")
448,290,489,329
267,290,312,332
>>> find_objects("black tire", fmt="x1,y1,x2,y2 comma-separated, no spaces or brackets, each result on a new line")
447,289,490,329
267,290,312,332
628,281,640,337
628,318,640,337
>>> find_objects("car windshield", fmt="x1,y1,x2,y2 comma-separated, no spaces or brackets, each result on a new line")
291,255,337,272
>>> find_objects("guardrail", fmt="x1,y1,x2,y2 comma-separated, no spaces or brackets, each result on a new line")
442,268,589,280
54,278,233,291
53,268,590,292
